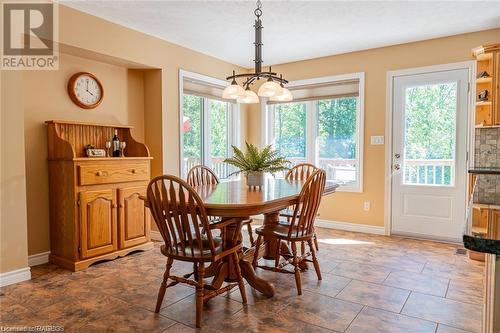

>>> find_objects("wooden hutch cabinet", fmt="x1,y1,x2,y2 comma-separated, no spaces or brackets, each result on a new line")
473,43,500,126
46,120,153,271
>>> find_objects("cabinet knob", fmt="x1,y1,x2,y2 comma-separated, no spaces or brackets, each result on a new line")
112,203,118,208
131,169,136,174
96,171,103,176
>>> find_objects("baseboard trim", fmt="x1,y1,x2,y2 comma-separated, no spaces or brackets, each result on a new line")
28,251,50,266
315,219,386,235
150,219,384,238
150,230,162,241
0,267,31,287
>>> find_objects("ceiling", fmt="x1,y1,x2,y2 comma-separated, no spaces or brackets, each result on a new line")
62,1,500,68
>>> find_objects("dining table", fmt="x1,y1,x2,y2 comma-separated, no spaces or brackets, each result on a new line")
191,176,338,297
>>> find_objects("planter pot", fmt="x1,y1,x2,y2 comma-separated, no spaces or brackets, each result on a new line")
246,171,265,188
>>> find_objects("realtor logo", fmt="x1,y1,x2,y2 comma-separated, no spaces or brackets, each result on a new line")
1,1,59,70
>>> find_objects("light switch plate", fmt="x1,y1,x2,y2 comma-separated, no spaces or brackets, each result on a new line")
370,136,384,145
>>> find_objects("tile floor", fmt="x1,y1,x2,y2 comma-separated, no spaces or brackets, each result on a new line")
0,227,484,333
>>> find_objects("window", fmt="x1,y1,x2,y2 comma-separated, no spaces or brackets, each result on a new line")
266,73,364,191
403,82,457,186
180,71,239,179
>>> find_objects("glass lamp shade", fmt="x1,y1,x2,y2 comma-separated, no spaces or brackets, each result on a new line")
237,89,260,104
222,83,246,99
269,87,293,102
258,80,283,97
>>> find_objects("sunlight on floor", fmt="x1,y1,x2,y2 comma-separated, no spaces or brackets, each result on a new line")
318,238,374,245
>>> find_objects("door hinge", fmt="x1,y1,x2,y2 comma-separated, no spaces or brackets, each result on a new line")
77,199,81,207
468,82,471,93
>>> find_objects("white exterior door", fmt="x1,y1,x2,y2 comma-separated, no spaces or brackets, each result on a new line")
391,67,470,242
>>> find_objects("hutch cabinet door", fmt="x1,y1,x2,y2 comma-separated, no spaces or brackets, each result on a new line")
118,186,150,248
495,52,500,124
79,189,118,259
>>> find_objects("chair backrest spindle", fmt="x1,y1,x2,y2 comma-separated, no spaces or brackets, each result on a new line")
286,163,319,181
288,169,326,238
187,165,219,187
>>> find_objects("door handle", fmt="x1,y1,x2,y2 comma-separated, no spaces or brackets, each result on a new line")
394,154,401,159
394,164,401,170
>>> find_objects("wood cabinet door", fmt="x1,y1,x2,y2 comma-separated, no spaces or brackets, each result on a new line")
494,52,500,124
489,210,500,240
118,186,150,249
79,189,118,259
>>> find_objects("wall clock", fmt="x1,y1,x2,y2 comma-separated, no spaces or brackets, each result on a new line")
67,72,104,109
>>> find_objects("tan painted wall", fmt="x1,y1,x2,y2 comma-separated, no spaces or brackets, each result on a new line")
1,71,29,273
246,28,500,228
19,5,245,256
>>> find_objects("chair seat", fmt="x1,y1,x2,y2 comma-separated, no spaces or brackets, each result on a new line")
161,235,223,259
255,223,313,240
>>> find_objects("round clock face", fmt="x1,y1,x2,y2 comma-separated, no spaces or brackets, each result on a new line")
68,72,103,109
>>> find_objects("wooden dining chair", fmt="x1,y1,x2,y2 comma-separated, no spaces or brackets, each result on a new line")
187,165,255,246
281,163,320,251
147,175,247,328
253,169,326,295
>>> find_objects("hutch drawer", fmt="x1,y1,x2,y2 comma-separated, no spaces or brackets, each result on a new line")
78,161,150,185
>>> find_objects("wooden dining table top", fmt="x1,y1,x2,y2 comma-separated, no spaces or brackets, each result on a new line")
191,177,339,217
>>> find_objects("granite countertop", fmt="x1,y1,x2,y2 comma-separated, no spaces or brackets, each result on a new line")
463,235,500,255
468,167,500,175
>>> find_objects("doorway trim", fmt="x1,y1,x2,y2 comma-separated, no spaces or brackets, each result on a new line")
384,61,475,238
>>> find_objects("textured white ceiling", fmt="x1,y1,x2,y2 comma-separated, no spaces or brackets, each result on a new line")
62,0,500,68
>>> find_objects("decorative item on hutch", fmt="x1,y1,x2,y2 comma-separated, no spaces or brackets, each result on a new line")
45,120,153,271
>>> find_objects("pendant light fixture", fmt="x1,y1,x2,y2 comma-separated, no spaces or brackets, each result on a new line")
222,0,293,104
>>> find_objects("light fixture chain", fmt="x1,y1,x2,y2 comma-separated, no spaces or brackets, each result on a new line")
255,0,262,17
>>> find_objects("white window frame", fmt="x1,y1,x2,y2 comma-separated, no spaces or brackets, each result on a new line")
265,72,365,192
179,69,240,178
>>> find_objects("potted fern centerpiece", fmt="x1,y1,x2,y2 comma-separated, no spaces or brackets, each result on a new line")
224,142,290,188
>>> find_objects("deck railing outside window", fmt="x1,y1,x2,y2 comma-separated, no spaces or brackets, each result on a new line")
404,159,454,186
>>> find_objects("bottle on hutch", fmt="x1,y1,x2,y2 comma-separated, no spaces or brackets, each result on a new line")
112,129,121,157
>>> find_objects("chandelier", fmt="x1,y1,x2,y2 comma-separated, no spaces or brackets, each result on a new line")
222,0,293,104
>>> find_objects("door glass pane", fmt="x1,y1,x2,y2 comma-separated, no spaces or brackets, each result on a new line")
273,103,307,176
209,99,229,178
182,94,202,178
403,82,457,186
317,97,358,185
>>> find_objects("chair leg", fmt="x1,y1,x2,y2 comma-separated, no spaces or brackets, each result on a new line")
193,262,198,281
252,235,262,269
308,239,322,281
246,222,255,246
291,242,302,295
196,262,205,328
155,257,173,313
313,233,319,251
274,240,281,268
233,252,248,304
